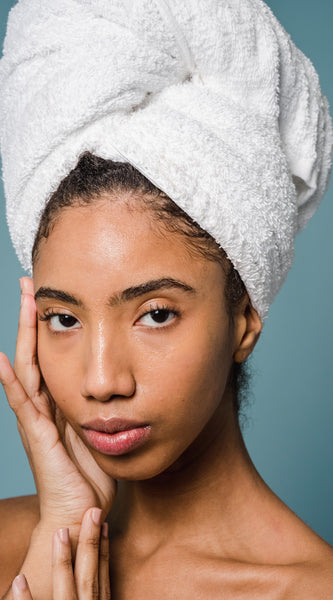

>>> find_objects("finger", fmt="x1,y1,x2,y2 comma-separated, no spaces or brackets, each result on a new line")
12,574,33,600
14,289,40,399
20,276,34,296
0,352,56,446
0,352,38,424
74,508,103,600
99,523,111,600
0,351,36,457
52,528,77,600
14,280,54,420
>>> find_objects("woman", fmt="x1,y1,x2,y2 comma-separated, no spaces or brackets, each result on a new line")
0,0,332,598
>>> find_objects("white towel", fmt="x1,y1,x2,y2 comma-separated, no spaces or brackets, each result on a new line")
0,0,332,319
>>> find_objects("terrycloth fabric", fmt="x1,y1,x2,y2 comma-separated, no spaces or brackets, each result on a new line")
0,0,332,320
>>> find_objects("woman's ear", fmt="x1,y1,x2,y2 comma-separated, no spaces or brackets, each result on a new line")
232,295,262,363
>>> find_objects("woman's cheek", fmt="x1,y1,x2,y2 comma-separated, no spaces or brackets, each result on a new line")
37,328,81,407
142,321,232,430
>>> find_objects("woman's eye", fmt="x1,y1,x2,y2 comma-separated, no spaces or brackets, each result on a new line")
138,308,176,328
48,314,80,332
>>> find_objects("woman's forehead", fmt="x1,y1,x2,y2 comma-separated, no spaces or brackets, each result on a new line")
34,198,192,262
33,200,226,299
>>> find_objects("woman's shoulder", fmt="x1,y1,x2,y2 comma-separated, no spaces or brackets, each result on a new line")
241,527,333,598
184,525,333,599
201,551,333,599
276,515,333,597
220,540,333,599
262,553,333,599
0,495,39,597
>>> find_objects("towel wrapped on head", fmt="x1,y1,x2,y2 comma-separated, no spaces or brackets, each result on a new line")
0,0,332,320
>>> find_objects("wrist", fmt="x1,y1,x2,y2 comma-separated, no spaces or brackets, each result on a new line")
5,521,81,600
33,518,81,546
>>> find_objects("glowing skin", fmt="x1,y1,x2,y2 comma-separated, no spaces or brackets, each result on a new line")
34,197,237,481
1,194,332,599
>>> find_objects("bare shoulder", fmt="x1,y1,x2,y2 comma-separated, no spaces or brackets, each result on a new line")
226,549,333,599
301,549,333,598
0,495,39,597
192,527,333,599
238,536,333,599
206,552,333,599
269,552,333,599
281,519,333,598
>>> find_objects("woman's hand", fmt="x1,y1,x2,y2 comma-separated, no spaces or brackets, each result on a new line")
0,277,116,599
0,277,116,532
11,507,111,600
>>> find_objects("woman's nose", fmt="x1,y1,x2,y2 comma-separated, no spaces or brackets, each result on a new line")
80,327,136,402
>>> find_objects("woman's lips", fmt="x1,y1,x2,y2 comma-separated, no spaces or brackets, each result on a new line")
81,418,151,456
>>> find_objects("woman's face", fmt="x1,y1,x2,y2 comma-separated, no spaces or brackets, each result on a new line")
33,196,237,480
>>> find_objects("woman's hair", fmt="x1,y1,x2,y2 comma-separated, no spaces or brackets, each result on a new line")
32,152,251,416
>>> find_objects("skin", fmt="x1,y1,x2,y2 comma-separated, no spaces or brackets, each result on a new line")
11,508,110,600
35,199,242,482
0,195,332,599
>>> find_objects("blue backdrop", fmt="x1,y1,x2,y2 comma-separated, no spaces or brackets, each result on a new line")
1,0,332,545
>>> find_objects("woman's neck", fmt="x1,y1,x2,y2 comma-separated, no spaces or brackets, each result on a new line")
108,401,275,561
108,397,319,575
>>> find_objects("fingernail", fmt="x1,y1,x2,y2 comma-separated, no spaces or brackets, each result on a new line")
13,574,28,591
91,507,103,526
102,522,109,538
58,527,69,544
19,278,28,295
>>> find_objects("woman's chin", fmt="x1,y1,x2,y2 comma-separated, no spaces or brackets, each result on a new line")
92,447,185,482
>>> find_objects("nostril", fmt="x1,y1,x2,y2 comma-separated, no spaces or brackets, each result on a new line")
81,372,136,403
85,392,134,402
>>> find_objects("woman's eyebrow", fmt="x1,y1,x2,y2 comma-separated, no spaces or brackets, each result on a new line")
109,278,196,306
34,278,196,307
34,287,83,306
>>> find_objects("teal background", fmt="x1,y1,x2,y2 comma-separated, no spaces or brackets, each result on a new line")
0,1,332,545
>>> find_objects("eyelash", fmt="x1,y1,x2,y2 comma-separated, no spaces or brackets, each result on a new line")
38,303,181,332
140,303,181,330
38,309,63,323
38,310,80,334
